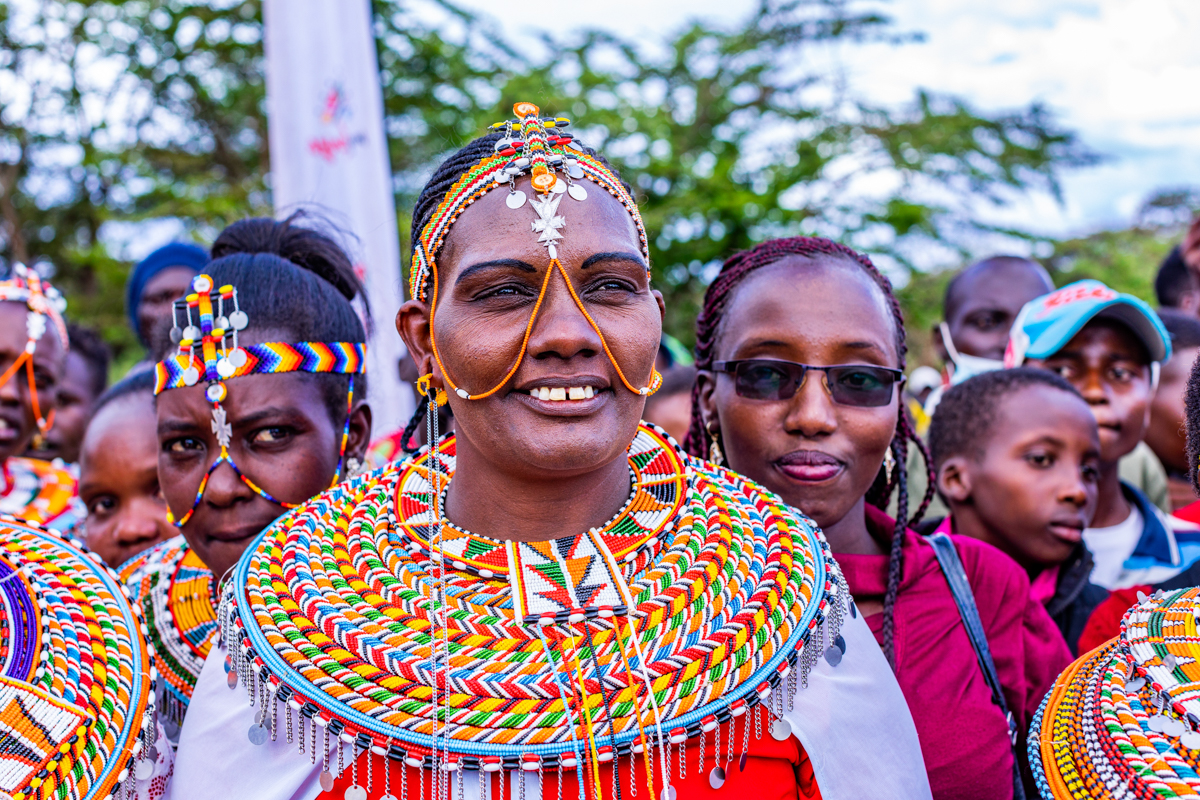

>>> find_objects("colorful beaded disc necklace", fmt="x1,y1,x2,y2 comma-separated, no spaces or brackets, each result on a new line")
223,424,848,800
1031,586,1200,798
0,515,157,799
120,536,217,731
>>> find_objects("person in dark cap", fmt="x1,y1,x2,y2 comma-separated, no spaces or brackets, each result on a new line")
126,242,208,359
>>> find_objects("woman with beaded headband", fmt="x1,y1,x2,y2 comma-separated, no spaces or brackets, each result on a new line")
0,263,85,531
120,214,373,747
167,103,928,800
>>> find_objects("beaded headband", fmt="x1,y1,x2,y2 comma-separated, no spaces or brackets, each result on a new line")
155,273,366,527
0,263,69,439
414,102,661,401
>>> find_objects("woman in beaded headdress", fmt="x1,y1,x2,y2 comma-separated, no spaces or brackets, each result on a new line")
0,264,85,531
120,213,373,744
167,103,929,800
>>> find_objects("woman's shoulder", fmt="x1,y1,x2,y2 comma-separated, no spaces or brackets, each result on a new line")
944,532,1033,598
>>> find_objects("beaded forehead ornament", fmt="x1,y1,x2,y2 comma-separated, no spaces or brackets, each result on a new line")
154,273,366,527
0,515,157,800
413,101,661,401
1030,587,1200,798
0,263,69,439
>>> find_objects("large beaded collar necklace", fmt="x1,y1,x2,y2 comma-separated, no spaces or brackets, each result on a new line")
1031,586,1200,798
0,515,157,800
222,424,849,800
154,273,366,527
120,536,217,732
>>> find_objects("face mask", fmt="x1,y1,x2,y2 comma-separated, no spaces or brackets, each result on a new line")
939,322,1004,385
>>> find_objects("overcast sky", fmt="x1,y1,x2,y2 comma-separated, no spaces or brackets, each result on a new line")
454,0,1199,240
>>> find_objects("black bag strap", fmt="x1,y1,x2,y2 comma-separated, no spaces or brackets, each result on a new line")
927,531,1027,800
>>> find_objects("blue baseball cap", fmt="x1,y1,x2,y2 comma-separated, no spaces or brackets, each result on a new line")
1004,279,1171,367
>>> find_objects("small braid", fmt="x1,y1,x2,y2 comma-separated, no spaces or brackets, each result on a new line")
684,236,934,670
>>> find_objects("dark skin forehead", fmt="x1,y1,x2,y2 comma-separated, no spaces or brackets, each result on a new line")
715,255,900,366
436,180,646,294
944,257,1054,325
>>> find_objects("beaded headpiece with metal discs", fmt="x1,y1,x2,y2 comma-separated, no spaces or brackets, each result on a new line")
412,101,661,402
1030,586,1200,798
154,273,366,527
119,536,217,733
0,263,69,441
223,423,849,800
0,514,157,800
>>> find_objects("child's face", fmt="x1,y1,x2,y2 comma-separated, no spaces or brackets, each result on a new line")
938,384,1101,572
80,394,175,567
1145,345,1199,474
1032,319,1153,465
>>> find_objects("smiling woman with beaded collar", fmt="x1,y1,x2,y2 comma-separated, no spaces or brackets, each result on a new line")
165,103,929,800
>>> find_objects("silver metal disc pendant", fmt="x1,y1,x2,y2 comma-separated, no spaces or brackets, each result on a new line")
709,766,726,789
659,786,677,800
739,752,748,772
216,358,235,378
835,633,847,654
345,786,368,800
568,183,588,201
551,178,567,194
319,771,335,792
248,723,268,745
229,347,248,368
170,327,182,344
135,758,154,780
770,718,792,741
1126,676,1146,692
1149,714,1170,732
215,315,230,331
229,310,249,330
506,190,528,209
567,163,584,179
182,366,200,387
183,325,201,342
1164,716,1186,737
824,644,843,667
1182,730,1200,750
850,601,857,618
226,669,237,689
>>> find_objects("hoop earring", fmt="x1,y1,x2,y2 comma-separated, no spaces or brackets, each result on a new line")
884,445,896,484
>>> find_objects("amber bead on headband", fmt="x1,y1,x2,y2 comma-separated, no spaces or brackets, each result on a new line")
416,102,661,401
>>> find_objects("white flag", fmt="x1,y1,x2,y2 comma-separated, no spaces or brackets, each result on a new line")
263,0,413,438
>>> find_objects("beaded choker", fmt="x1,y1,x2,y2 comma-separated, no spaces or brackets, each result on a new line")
120,536,218,732
1031,586,1200,798
223,424,848,799
0,515,157,799
155,273,366,526
0,264,68,441
414,101,660,402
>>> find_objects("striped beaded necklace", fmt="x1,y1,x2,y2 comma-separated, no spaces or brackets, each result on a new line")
1031,586,1200,798
222,423,849,800
120,536,218,732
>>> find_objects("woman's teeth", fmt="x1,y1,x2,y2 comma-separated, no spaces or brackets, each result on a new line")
531,386,596,401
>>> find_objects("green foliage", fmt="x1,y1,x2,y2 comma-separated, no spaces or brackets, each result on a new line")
1,0,1096,367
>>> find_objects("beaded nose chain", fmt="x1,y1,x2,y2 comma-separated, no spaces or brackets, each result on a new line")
0,263,69,444
155,273,366,527
412,102,663,409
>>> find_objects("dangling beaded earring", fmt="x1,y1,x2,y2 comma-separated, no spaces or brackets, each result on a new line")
708,425,725,466
884,444,896,485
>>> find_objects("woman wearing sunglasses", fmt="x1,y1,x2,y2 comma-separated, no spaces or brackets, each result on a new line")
687,237,1068,800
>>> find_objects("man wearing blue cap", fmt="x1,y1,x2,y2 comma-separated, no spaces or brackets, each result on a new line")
1008,279,1200,589
126,242,209,360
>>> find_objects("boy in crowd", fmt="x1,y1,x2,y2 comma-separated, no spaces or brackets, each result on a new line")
25,322,108,464
1006,279,1200,589
1145,311,1200,512
1155,246,1200,315
929,368,1105,652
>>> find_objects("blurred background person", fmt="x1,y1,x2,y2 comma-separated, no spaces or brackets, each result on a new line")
125,242,208,364
25,322,109,465
642,365,695,444
1148,311,1200,515
1155,246,1200,316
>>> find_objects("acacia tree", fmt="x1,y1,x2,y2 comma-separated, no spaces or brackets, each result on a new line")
0,0,1094,363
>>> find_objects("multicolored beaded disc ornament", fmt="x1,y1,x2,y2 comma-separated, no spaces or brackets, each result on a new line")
223,423,847,800
1031,586,1200,798
0,515,157,799
155,273,366,527
120,536,217,732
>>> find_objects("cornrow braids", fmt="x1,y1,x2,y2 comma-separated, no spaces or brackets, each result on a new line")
1185,349,1200,495
685,236,934,670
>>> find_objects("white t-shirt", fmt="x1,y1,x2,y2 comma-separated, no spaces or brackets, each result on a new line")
1083,505,1143,590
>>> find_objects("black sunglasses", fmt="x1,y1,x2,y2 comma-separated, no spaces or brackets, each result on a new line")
712,359,905,407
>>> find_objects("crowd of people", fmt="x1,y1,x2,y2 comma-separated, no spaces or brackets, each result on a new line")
4,101,1200,800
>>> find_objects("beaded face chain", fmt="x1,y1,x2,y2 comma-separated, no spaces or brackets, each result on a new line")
155,273,366,527
0,263,68,441
413,101,661,402
223,423,851,800
1031,586,1200,798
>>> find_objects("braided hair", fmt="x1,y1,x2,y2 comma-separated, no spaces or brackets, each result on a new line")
400,126,637,452
683,236,934,670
